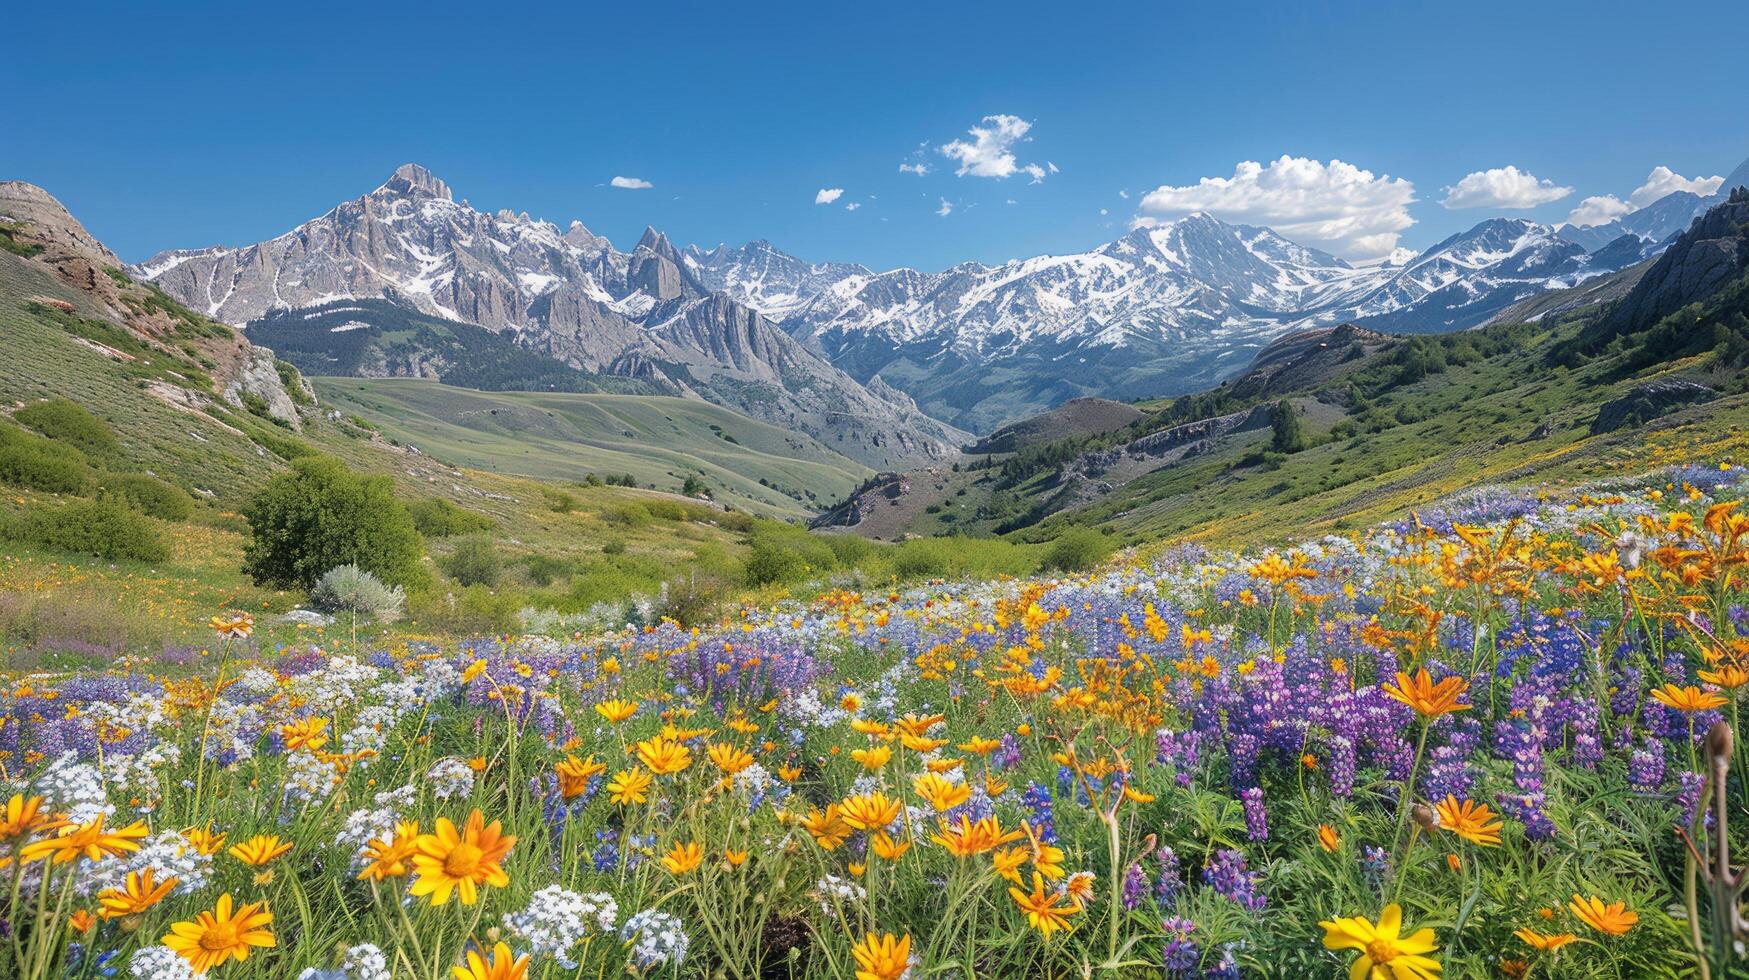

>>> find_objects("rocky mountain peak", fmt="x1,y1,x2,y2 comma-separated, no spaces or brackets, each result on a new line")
374,163,452,202
0,180,121,265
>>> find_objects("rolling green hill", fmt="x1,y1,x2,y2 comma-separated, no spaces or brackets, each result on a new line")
314,378,870,519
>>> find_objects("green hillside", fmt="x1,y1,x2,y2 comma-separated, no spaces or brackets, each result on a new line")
827,229,1749,550
314,378,870,519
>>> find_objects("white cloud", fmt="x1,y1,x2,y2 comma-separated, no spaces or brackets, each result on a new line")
610,176,652,189
815,188,844,205
1118,189,1129,200
1005,199,1018,205
1135,155,1416,260
1099,208,1109,216
939,114,1045,180
898,162,930,176
1628,165,1725,207
1563,194,1634,228
1562,165,1726,227
936,198,954,217
845,202,861,211
1047,162,1059,174
1441,166,1571,209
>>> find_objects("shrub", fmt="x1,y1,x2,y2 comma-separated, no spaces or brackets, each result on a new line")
241,456,425,590
601,538,627,556
742,524,838,586
543,488,577,513
608,503,652,527
407,498,495,538
0,424,94,494
891,539,951,580
446,535,502,587
1042,527,1114,572
822,533,876,566
310,564,406,621
14,399,120,457
5,498,169,562
99,474,194,521
524,553,574,587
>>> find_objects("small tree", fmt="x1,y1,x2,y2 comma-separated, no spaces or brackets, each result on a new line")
1271,399,1307,454
242,456,425,590
446,535,502,587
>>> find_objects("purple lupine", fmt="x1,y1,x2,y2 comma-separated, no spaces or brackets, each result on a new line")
1162,917,1200,977
1155,845,1184,907
1628,737,1666,792
1020,782,1058,844
1241,786,1268,841
1203,849,1265,911
1122,863,1149,910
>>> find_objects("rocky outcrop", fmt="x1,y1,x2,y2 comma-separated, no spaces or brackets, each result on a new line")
810,472,908,529
224,345,303,427
0,180,306,428
1598,193,1749,338
1590,380,1717,434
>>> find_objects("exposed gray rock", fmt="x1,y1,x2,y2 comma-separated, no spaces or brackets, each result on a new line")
1590,380,1716,434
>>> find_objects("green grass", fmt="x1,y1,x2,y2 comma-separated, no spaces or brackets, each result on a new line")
314,377,871,519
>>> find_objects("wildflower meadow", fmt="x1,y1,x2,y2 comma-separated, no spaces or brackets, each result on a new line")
3,462,1748,979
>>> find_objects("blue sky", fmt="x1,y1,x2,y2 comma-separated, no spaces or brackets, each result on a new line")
5,0,1746,270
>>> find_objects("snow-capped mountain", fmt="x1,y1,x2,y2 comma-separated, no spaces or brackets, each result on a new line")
685,213,1630,431
134,165,967,466
1557,156,1749,252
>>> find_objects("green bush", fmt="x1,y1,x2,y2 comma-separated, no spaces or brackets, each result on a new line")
446,535,502,587
601,538,627,556
0,424,94,494
822,533,877,566
99,474,194,521
891,539,951,580
241,456,426,590
1042,526,1115,572
524,553,574,587
608,503,652,527
543,488,577,513
5,498,169,562
742,524,838,586
407,498,496,538
14,398,120,457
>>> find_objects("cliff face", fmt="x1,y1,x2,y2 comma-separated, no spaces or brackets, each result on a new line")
1598,192,1749,339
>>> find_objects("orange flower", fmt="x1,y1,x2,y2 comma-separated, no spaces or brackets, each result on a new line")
21,816,148,865
1514,928,1576,952
228,834,293,866
409,810,516,906
357,821,420,882
451,941,530,980
595,699,638,723
1650,684,1728,713
850,932,912,980
163,894,274,972
1008,872,1082,937
1434,796,1503,847
1383,669,1470,718
802,805,852,851
1317,824,1340,853
98,868,177,919
913,773,970,812
661,841,703,875
555,754,606,799
634,735,692,775
839,793,902,833
1568,894,1638,936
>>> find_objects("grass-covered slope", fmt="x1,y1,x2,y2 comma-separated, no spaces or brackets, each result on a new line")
314,378,870,518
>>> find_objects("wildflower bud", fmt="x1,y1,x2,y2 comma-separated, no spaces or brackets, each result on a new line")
1412,803,1439,832
485,926,501,942
1708,721,1733,761
119,915,142,934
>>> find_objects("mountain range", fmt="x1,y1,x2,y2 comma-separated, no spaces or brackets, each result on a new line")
137,159,1748,435
134,165,966,469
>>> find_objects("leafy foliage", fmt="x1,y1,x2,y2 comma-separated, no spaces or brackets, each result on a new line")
241,456,426,590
